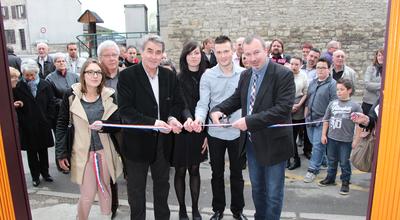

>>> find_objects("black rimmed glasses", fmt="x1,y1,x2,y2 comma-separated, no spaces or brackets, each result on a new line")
84,70,102,77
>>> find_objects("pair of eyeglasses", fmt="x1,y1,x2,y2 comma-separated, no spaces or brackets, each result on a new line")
102,54,119,58
84,70,102,76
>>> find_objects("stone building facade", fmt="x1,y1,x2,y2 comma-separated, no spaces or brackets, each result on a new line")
159,0,388,93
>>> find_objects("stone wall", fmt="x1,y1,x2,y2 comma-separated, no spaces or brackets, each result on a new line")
159,0,388,93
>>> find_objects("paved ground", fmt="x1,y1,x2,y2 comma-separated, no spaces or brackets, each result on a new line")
23,144,370,220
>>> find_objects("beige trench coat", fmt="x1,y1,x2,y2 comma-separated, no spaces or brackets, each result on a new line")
69,83,122,185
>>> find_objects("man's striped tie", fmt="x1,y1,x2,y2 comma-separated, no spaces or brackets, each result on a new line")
248,73,259,115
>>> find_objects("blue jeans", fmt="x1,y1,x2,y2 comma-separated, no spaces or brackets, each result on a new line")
326,138,352,182
246,138,285,220
307,125,327,174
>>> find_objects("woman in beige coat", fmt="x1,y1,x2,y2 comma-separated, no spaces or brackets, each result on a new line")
55,59,122,220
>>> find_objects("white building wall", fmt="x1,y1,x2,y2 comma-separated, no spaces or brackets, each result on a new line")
2,0,30,53
124,4,148,47
25,0,82,51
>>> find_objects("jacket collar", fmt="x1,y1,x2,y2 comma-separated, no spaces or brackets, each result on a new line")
70,83,117,122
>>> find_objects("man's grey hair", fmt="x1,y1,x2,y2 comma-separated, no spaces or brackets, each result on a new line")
139,34,165,52
53,52,66,62
97,40,120,57
21,59,40,74
243,35,267,49
333,49,346,57
36,42,48,49
326,40,340,49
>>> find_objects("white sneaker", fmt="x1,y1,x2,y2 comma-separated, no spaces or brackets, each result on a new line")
304,172,316,183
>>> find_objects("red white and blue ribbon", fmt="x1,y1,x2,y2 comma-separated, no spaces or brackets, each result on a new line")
92,152,107,194
268,120,328,128
101,123,168,131
99,121,327,130
100,122,232,130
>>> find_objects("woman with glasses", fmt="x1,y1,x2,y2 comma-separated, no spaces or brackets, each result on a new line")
173,41,208,220
13,59,56,187
56,59,122,220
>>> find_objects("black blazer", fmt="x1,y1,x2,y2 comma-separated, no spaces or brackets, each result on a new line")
212,61,295,166
117,63,183,163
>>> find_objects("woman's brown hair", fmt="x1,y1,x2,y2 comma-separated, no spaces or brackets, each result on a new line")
79,58,107,94
373,48,384,66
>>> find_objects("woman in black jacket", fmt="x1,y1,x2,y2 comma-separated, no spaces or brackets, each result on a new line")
14,59,56,187
173,41,208,220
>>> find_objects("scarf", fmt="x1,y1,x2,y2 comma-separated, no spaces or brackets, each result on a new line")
23,75,40,97
375,64,382,77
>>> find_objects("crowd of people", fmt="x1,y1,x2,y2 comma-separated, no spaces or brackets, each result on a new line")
7,33,383,220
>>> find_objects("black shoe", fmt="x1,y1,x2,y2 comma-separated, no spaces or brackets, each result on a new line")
286,159,291,168
43,175,53,182
192,208,202,220
111,210,117,219
32,179,40,187
318,178,336,187
233,213,248,220
288,157,301,170
304,152,312,160
179,208,189,220
340,181,350,195
210,211,223,220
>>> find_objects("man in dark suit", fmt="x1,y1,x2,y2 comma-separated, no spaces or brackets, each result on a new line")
36,42,55,79
210,35,295,220
117,34,183,220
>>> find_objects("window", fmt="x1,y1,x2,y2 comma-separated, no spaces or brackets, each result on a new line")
1,6,9,20
19,29,26,50
11,5,26,19
5,29,16,44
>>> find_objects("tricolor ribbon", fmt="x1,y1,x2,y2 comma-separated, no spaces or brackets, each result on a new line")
268,120,328,128
101,123,168,131
100,123,232,130
98,120,327,130
92,152,108,195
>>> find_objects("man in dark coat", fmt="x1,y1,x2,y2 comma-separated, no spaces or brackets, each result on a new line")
7,45,22,71
117,34,183,220
14,59,56,187
210,35,295,220
36,42,56,79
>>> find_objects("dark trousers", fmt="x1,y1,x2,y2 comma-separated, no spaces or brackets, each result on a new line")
111,180,119,213
207,135,244,215
292,119,305,158
26,148,50,180
125,141,170,220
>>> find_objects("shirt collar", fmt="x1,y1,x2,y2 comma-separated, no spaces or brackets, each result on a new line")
142,63,159,80
216,62,241,77
252,58,269,75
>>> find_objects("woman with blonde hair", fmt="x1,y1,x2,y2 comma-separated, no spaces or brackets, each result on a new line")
56,58,122,220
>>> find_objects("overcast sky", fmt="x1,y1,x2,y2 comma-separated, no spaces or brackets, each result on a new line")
80,0,157,32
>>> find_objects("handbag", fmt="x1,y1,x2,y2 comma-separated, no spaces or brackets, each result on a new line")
65,95,75,162
350,129,375,172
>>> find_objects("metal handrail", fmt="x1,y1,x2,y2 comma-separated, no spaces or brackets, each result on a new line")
75,31,158,57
